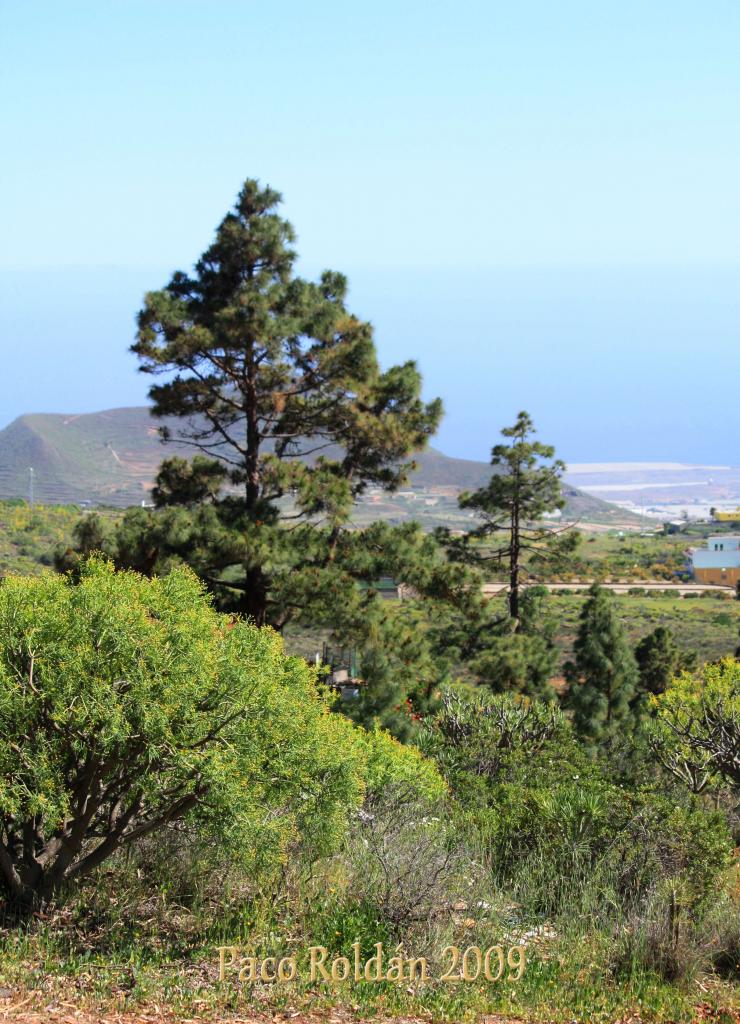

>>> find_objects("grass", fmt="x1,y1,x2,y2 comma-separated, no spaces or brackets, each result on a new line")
0,862,735,1023
284,592,740,673
548,592,740,668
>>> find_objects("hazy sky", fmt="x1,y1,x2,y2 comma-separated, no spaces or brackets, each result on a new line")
2,1,739,463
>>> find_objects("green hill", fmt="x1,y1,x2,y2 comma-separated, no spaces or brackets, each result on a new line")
0,407,642,524
0,408,183,506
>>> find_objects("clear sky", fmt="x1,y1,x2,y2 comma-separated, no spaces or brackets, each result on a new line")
1,1,739,463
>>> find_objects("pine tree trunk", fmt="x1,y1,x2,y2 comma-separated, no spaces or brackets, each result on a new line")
509,559,519,624
509,496,521,629
242,566,269,627
241,350,269,625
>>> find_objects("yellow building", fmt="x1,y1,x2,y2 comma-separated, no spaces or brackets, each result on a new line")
714,507,740,522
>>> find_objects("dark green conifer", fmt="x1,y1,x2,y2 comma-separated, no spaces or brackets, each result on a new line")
565,583,640,749
634,625,693,700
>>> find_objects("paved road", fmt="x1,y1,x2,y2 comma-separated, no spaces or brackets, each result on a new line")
482,582,734,596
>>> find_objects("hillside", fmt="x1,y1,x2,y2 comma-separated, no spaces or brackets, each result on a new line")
0,407,642,524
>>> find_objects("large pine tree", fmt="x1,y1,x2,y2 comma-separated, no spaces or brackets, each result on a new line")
129,179,442,626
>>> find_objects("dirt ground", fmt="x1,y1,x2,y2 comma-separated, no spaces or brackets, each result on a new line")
0,1007,531,1024
0,984,735,1024
0,997,736,1024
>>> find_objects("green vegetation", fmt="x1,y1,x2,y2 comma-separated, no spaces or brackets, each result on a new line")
568,520,740,583
284,590,740,689
1,177,737,1023
0,559,403,908
547,591,740,668
649,658,739,792
129,178,442,628
0,568,736,1021
0,498,86,576
431,414,576,703
0,570,736,1020
635,626,696,698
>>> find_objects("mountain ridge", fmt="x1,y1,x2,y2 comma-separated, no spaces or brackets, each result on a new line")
0,406,642,524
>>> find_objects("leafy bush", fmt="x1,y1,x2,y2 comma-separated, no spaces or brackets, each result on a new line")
649,658,740,792
361,724,447,804
419,690,732,927
419,689,608,886
420,687,565,766
0,559,369,910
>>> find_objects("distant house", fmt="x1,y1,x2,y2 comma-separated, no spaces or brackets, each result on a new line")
688,535,740,586
356,577,401,600
315,644,363,700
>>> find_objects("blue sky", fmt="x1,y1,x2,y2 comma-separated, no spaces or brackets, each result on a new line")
1,1,739,463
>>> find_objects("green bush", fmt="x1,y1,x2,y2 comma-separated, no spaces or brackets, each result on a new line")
649,658,740,793
0,558,371,910
419,690,733,926
361,724,447,804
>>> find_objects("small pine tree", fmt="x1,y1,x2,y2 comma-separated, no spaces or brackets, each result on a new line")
565,583,640,749
448,411,576,630
634,626,692,699
471,632,558,701
469,586,559,700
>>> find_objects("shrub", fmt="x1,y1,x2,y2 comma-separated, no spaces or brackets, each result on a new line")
361,724,447,804
649,658,740,793
614,881,739,983
418,687,566,785
418,689,613,889
0,558,369,911
612,797,732,911
419,690,733,926
342,789,474,934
